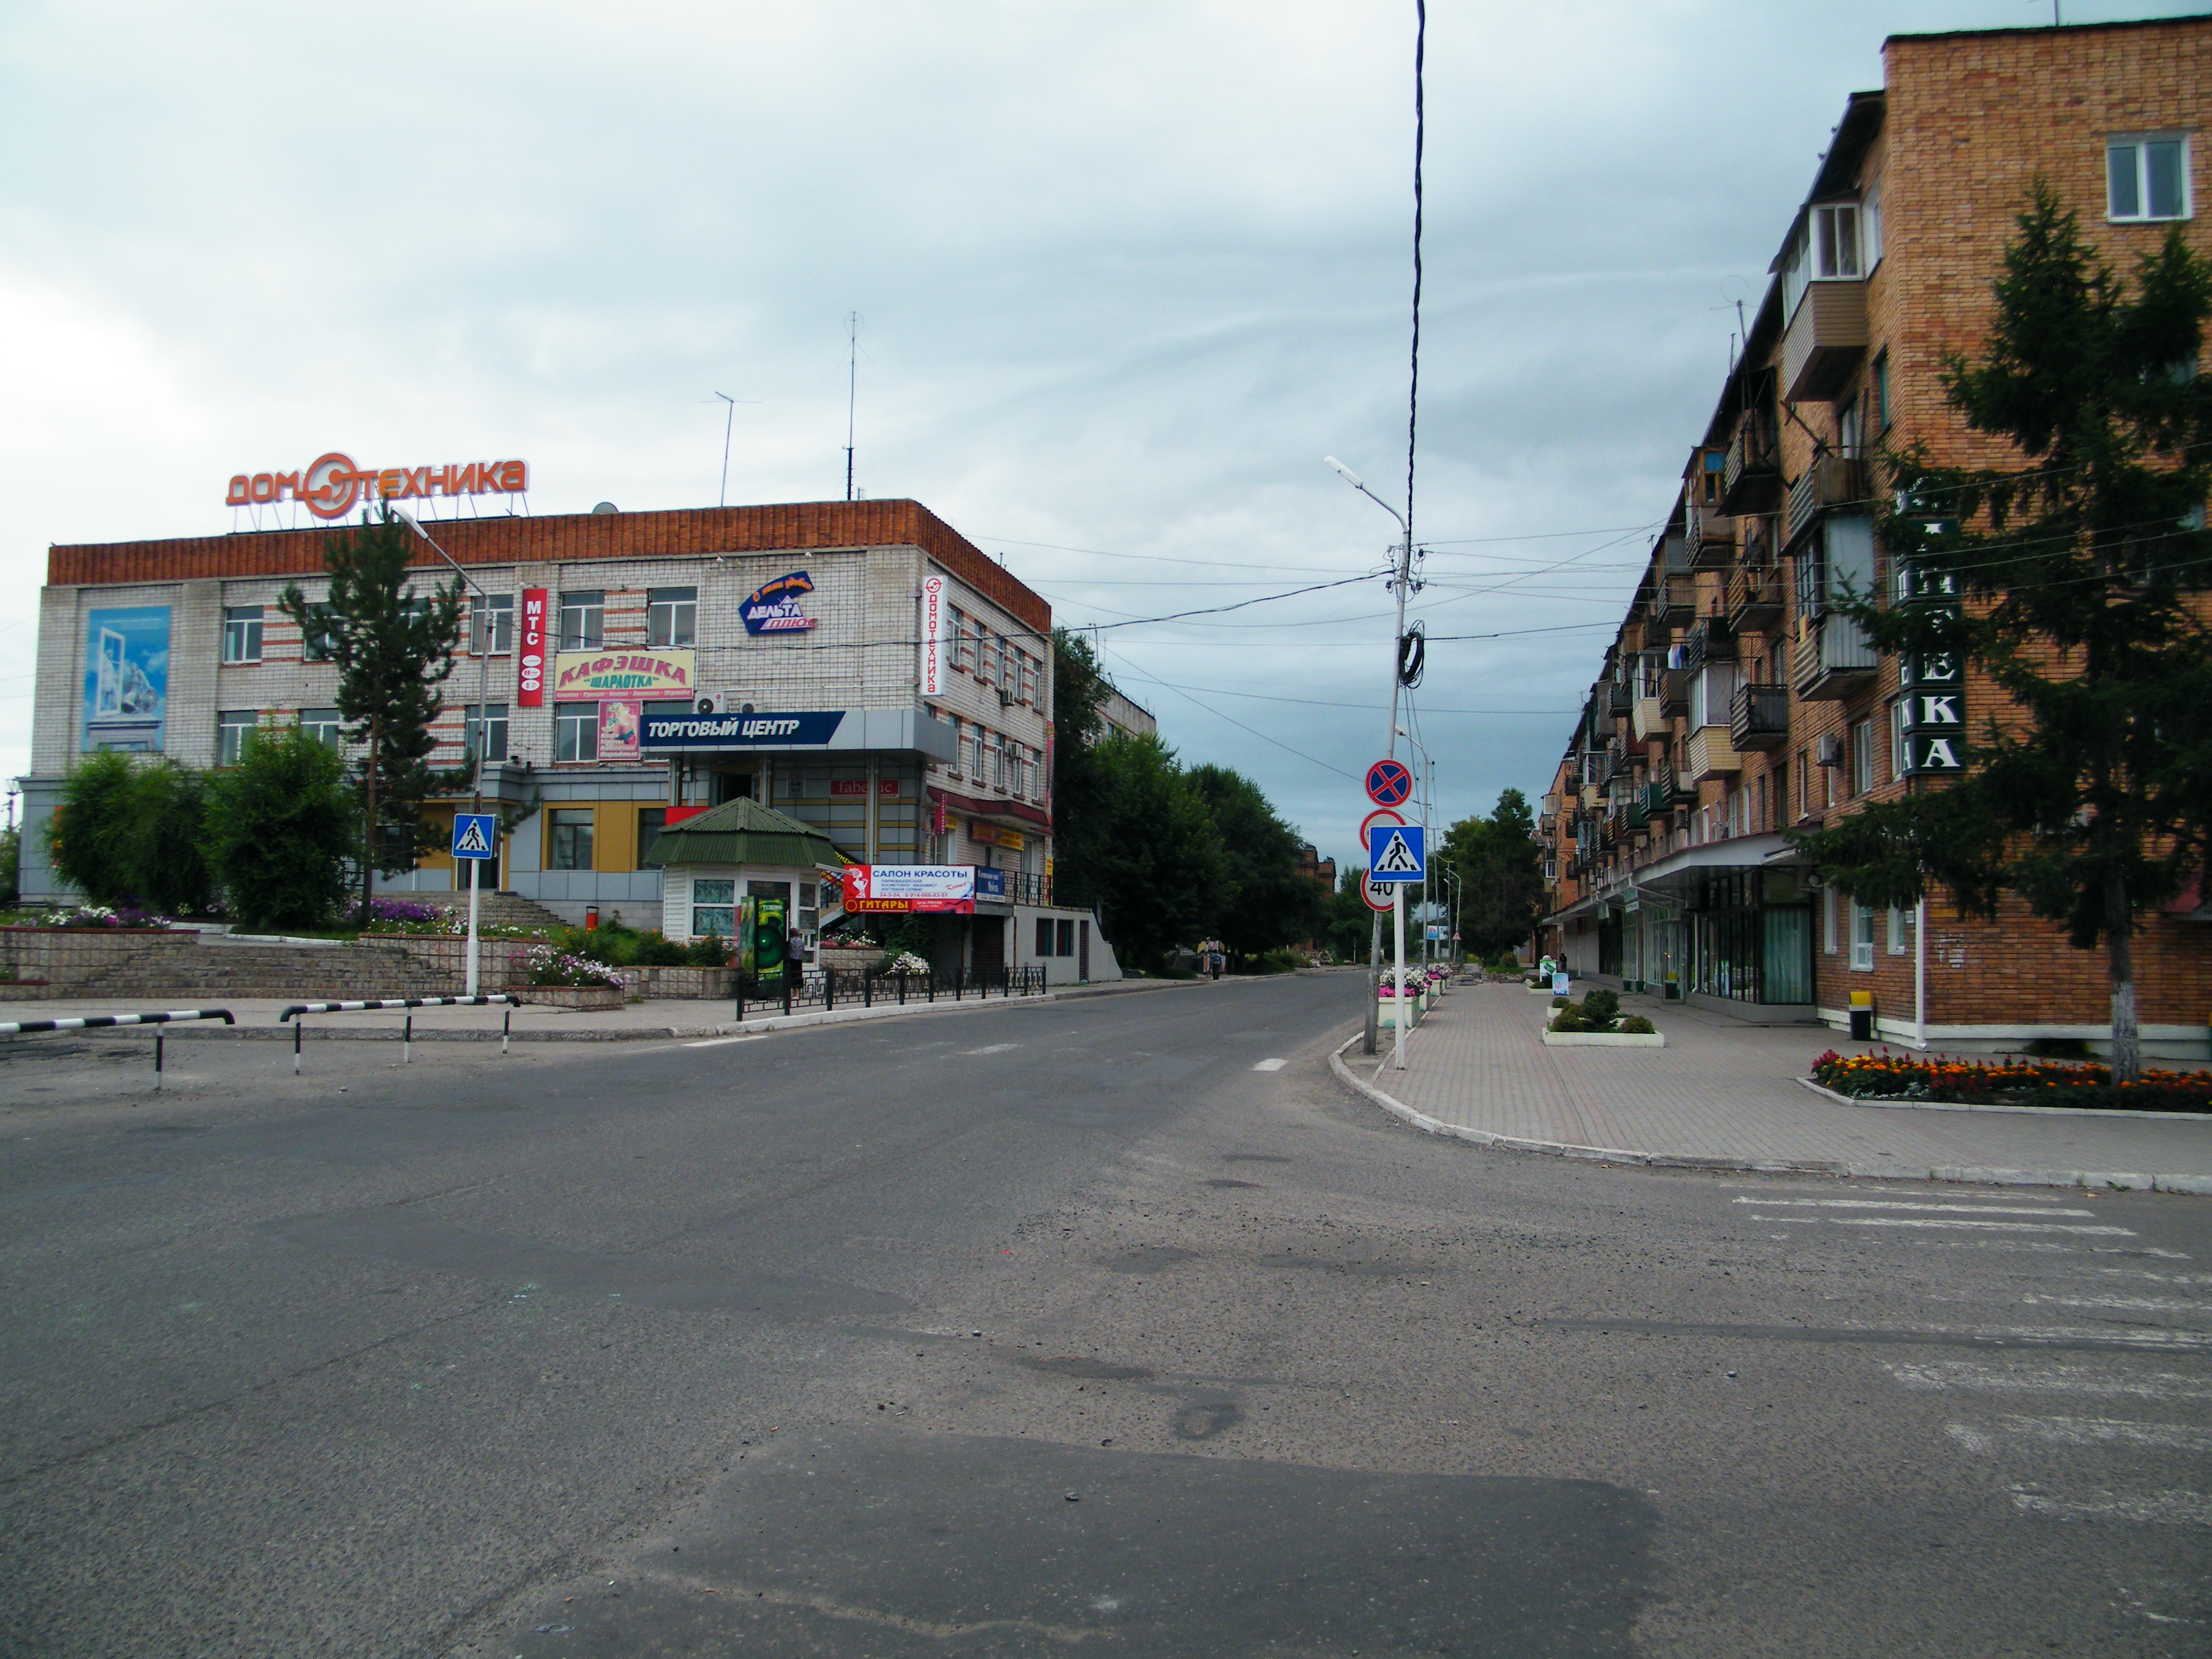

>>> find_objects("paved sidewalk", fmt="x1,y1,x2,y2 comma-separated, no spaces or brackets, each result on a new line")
1335,980,2212,1193
0,976,1202,1044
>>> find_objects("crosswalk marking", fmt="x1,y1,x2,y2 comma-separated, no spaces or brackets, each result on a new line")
2022,1293,2211,1313
1888,1361,2212,1400
1745,1213,2136,1235
1732,1198,2097,1218
2010,1489,2212,1526
1252,1058,1287,1072
1991,1415,2212,1452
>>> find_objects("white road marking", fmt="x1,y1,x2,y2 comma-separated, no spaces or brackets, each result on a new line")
2024,1293,2212,1313
1946,1423,1996,1453
1750,1216,2136,1236
960,1044,1017,1056
1252,1058,1287,1072
1888,1361,2212,1400
1733,1198,2097,1218
1994,1415,2212,1452
683,1035,763,1048
2011,1489,2212,1526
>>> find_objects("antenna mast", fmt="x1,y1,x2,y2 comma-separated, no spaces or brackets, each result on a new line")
713,391,736,508
844,311,862,501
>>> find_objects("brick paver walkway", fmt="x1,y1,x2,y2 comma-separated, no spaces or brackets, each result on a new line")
1350,982,2212,1190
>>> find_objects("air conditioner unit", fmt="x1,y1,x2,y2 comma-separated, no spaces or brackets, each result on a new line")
997,687,1015,709
1816,732,1842,766
694,695,716,715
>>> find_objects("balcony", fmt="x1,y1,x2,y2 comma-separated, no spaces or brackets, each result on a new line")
1604,679,1634,717
1655,572,1697,627
1685,500,1738,569
1785,454,1870,547
1781,280,1868,403
1660,666,1690,717
1684,616,1736,672
1686,725,1740,782
1726,563,1786,632
1729,682,1791,751
1640,777,1674,817
1632,695,1670,742
1792,614,1880,700
1721,410,1782,514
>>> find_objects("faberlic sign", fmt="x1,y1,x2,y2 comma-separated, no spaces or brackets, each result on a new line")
225,452,529,519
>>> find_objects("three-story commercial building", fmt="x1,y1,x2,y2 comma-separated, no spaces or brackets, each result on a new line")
1535,17,2210,1055
24,497,1106,979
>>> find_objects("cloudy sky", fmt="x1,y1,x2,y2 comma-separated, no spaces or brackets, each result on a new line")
2,0,2198,867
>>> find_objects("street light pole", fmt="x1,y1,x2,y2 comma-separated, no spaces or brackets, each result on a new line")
395,509,492,997
1327,457,1413,1068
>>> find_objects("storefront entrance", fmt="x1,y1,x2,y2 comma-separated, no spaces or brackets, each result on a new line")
971,915,1005,979
1686,870,1813,1005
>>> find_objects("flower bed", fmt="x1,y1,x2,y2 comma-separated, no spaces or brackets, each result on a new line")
1812,1050,2212,1114
520,946,627,990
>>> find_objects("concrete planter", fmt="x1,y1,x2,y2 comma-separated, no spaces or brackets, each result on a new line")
1378,999,1419,1030
506,984,623,1011
619,964,734,1000
1541,1029,1665,1048
816,946,886,976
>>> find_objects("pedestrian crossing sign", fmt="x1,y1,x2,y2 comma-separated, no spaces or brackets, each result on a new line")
1366,823,1424,882
452,813,498,859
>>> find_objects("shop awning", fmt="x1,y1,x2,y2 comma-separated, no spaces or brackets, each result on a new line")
647,797,850,870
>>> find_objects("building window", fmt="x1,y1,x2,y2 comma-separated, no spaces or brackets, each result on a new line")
558,590,603,651
690,876,735,936
1795,750,1809,821
1871,352,1891,433
300,708,343,748
648,586,697,648
2108,135,2189,223
1891,701,1909,783
1019,654,1036,705
554,703,598,762
949,608,970,670
222,605,263,664
216,709,258,766
300,603,335,662
1850,900,1876,971
1852,718,1875,796
471,593,514,655
1862,181,1884,269
549,809,595,871
1057,918,1074,957
1823,887,1838,954
464,703,509,763
799,881,819,947
1837,397,1862,460
1888,904,1912,956
1034,917,1052,956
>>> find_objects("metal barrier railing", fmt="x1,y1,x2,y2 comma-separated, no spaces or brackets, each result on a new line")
279,994,525,1071
734,964,1047,1021
0,1007,236,1091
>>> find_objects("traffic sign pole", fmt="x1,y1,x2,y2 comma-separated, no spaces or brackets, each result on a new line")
466,855,480,997
1392,877,1406,1070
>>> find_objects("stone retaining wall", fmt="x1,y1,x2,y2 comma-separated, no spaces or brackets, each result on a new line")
0,928,199,990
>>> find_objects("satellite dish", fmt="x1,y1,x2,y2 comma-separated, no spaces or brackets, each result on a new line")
591,501,618,515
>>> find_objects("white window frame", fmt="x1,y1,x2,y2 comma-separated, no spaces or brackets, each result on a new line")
2106,134,2191,224
1850,900,1876,971
1891,702,1909,783
464,703,509,763
1823,886,1838,954
1852,719,1874,797
300,708,343,748
647,586,697,648
216,709,258,766
553,703,598,763
557,591,604,651
1887,904,1911,956
689,877,736,938
471,593,515,656
222,605,264,665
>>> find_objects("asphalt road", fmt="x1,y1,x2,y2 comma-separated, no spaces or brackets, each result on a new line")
2,973,2207,1657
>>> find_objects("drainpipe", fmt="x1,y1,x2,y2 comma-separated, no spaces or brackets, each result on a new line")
1913,895,1928,1050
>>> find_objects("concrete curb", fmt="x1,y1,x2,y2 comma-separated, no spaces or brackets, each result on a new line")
1794,1074,2212,1123
1327,1033,2211,1196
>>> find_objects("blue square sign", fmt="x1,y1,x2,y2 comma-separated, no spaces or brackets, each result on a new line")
452,813,498,860
1366,823,1424,882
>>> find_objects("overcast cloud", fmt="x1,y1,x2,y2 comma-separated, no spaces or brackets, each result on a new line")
3,0,2199,866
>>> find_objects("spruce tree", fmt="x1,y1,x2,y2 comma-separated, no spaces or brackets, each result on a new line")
1794,183,2212,1080
279,509,466,920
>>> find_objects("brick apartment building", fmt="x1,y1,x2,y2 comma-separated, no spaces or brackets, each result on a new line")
1535,17,2211,1057
25,497,1104,979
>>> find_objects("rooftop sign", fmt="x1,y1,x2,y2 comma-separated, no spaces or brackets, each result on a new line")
224,452,529,520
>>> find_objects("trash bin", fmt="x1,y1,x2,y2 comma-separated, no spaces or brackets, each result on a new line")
1849,990,1874,1042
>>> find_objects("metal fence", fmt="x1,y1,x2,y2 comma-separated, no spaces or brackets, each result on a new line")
734,964,1047,1019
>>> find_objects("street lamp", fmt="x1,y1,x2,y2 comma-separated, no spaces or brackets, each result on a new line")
1327,456,1416,1067
394,509,494,996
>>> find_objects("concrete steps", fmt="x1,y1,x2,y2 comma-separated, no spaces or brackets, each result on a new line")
404,891,571,934
71,939,461,1002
